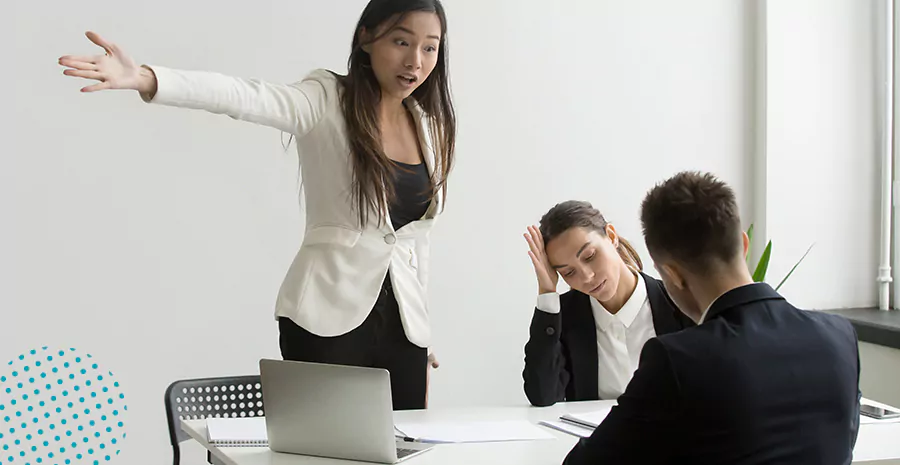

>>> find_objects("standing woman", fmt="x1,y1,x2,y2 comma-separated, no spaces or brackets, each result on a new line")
59,0,454,410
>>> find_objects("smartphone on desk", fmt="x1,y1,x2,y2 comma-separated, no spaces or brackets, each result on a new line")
860,404,900,420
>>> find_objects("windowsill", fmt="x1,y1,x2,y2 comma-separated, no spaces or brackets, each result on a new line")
821,308,900,351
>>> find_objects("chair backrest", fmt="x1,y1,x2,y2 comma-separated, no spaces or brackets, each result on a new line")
164,375,264,447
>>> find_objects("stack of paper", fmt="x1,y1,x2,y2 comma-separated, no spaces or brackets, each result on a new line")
538,420,594,438
559,408,613,429
538,407,613,439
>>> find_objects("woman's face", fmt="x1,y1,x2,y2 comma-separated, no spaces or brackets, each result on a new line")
545,226,625,301
365,12,442,101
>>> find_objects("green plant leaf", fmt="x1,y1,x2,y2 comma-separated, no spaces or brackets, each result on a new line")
746,224,754,264
775,242,815,291
752,240,772,283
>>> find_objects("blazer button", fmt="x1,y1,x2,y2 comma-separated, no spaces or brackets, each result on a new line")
384,234,397,245
545,327,555,336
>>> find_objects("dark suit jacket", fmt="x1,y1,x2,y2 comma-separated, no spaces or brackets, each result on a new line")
563,283,861,465
523,272,694,407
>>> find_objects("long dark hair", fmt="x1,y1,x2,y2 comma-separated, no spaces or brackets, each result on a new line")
341,0,455,227
539,200,644,272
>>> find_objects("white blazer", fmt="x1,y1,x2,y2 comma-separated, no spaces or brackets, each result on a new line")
144,66,443,348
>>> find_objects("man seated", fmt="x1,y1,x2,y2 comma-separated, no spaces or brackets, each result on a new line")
563,171,861,465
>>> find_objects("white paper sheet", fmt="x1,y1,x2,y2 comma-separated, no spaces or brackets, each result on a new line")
394,420,555,444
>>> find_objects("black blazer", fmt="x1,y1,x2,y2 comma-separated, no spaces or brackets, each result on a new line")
523,272,694,407
563,283,862,465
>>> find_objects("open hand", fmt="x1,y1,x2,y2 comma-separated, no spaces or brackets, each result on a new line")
58,31,155,94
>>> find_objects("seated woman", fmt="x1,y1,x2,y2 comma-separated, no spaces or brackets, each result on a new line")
522,200,693,407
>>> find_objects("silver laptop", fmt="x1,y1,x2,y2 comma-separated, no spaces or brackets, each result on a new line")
258,359,434,463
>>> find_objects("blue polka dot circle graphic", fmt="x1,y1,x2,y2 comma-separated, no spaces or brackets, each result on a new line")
0,347,127,463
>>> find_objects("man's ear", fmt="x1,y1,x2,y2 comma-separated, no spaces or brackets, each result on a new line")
741,230,750,259
660,262,687,291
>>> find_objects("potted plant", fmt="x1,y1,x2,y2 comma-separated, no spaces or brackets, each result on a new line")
746,224,814,291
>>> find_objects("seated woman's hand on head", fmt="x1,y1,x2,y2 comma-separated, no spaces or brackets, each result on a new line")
524,225,560,295
529,201,643,310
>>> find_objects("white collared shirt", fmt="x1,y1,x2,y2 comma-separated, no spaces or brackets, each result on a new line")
698,303,714,324
537,273,657,399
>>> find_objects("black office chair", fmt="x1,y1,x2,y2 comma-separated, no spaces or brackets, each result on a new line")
164,375,265,465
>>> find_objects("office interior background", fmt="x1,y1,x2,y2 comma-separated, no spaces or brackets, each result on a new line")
3,0,899,463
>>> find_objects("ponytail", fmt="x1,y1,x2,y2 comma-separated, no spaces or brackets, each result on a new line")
616,236,644,272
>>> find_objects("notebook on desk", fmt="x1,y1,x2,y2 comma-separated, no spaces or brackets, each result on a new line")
206,417,268,447
538,407,613,438
559,407,613,429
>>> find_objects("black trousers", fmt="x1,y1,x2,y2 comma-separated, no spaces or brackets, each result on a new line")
278,274,427,410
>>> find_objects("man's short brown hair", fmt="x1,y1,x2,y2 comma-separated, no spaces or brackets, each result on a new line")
640,171,743,275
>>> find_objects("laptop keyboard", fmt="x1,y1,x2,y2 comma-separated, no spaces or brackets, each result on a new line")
397,447,419,459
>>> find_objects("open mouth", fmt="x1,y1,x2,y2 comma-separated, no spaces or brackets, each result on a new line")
398,74,418,87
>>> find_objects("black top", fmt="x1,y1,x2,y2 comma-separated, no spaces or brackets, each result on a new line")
522,272,695,407
563,283,861,465
389,161,430,231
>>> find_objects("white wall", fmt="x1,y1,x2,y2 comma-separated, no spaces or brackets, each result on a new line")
763,0,879,309
858,342,900,407
428,0,754,407
3,0,882,463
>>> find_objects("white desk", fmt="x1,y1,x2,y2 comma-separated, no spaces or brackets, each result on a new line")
182,401,900,465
